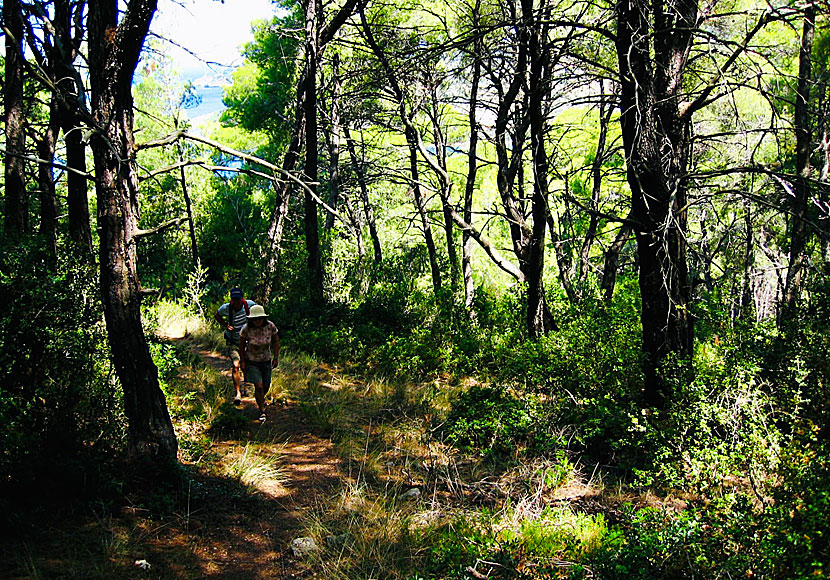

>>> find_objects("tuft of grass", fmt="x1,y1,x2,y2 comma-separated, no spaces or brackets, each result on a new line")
224,443,287,489
300,483,424,580
153,299,211,340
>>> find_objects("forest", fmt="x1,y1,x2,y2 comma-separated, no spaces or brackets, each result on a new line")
1,0,830,577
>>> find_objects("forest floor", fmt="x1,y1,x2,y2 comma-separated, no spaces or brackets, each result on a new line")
1,333,692,580
1,338,356,579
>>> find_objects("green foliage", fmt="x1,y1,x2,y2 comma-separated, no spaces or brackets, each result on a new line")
586,500,757,580
148,340,182,395
760,428,830,579
444,385,560,459
0,239,125,503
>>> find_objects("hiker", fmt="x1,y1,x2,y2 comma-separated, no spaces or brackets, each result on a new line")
239,304,280,423
214,287,256,404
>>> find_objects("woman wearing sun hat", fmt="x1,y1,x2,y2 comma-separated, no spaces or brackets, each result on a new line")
239,304,280,423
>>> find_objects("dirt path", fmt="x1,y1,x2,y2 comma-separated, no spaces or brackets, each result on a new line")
157,341,348,579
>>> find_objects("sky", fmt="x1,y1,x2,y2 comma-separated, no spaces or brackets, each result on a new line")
152,0,279,81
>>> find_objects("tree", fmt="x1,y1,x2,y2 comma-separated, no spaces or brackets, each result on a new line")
783,3,817,318
3,0,29,235
87,0,177,463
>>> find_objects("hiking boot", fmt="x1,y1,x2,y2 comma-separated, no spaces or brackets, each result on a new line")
233,394,242,405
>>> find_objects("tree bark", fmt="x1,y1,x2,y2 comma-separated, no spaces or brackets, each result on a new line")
37,102,60,264
54,0,94,254
259,74,306,303
88,0,177,464
303,0,325,306
344,125,382,264
783,4,816,320
3,0,29,235
428,84,461,293
522,0,554,338
600,219,633,303
359,9,442,295
463,0,483,312
615,0,696,407
323,54,342,232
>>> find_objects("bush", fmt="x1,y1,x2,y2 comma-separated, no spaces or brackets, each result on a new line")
0,239,125,507
444,385,561,459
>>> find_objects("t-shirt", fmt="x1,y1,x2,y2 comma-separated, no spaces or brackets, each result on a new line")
240,321,278,363
217,300,256,345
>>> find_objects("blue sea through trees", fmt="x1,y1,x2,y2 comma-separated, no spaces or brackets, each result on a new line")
186,85,225,120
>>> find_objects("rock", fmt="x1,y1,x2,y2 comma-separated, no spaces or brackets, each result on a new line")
134,559,151,570
400,488,421,501
291,536,320,558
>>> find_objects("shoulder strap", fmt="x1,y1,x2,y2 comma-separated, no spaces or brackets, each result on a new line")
228,300,252,328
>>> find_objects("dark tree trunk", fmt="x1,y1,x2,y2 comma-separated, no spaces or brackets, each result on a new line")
783,5,816,320
344,125,382,264
3,0,29,235
428,86,461,292
600,219,633,303
54,0,93,254
575,97,614,294
259,0,360,304
303,0,325,306
522,0,554,339
37,104,60,264
324,54,342,232
88,0,177,464
738,197,756,322
174,118,199,264
360,9,442,295
615,0,696,407
259,74,306,303
463,0,483,312
405,126,443,296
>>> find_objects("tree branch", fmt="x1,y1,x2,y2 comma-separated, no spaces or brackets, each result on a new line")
134,216,189,239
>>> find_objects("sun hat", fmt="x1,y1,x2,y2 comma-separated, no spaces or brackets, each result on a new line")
230,287,243,299
248,304,267,319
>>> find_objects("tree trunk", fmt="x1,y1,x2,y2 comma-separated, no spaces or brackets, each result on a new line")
463,1,482,312
37,103,60,265
615,0,695,407
303,0,325,306
405,126,443,295
53,0,94,255
344,125,382,264
522,0,554,339
359,9,442,295
174,118,199,264
259,74,306,303
324,54,342,232
575,97,614,295
88,0,177,464
3,0,29,235
429,86,461,293
600,220,632,303
783,5,816,320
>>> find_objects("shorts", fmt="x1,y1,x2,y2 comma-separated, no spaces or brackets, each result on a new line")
227,343,241,363
245,360,272,387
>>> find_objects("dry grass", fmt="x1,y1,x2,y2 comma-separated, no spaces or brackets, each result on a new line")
223,442,288,492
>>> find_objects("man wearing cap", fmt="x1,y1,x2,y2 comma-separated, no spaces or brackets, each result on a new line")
214,288,256,404
239,304,279,423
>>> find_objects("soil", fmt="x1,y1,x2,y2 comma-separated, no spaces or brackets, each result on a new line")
0,340,349,580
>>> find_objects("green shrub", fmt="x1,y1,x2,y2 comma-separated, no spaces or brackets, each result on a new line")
0,239,125,504
444,385,561,458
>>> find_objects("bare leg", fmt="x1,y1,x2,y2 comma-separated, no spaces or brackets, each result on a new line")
254,381,265,414
231,360,242,400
